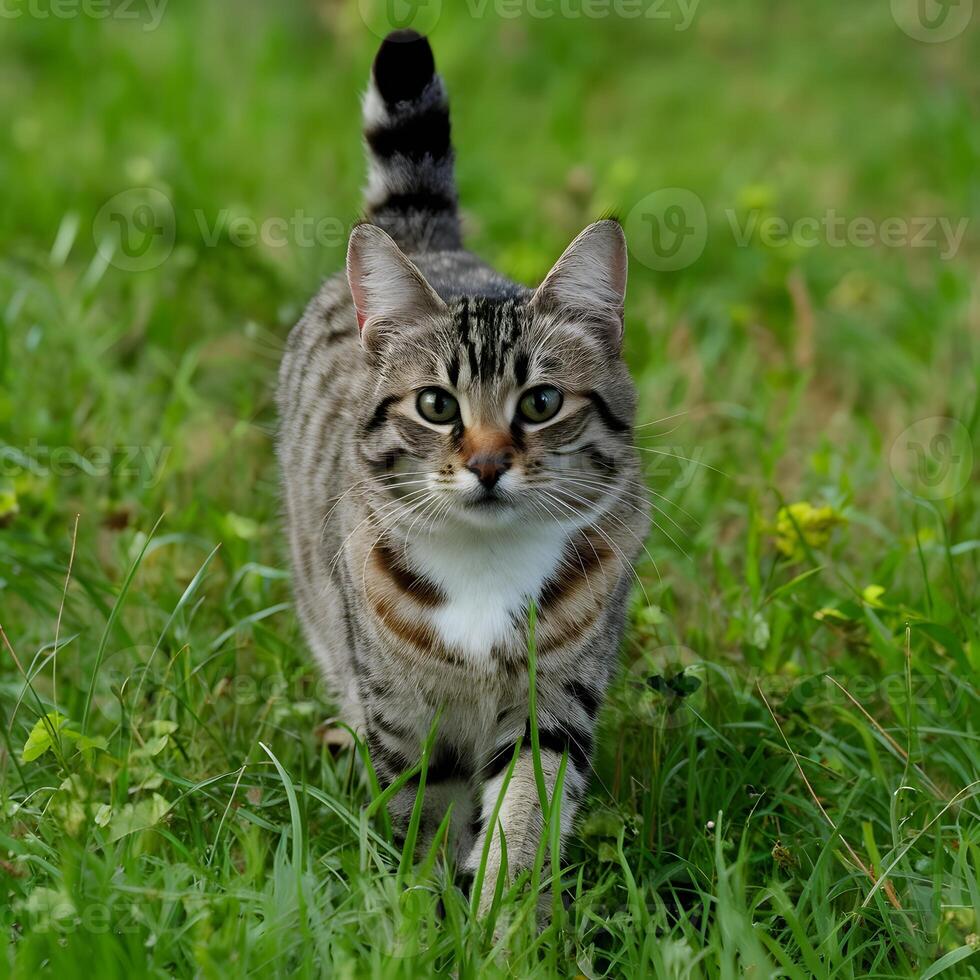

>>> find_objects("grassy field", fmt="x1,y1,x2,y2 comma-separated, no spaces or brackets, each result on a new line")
1,0,979,975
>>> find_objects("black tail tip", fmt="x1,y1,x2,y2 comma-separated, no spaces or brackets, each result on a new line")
373,30,435,105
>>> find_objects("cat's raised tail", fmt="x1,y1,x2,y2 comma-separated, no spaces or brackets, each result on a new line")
361,30,462,254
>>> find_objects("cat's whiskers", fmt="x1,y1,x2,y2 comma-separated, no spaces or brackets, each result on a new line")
528,496,598,607
558,474,695,547
422,494,457,545
560,472,696,534
359,490,442,599
632,410,690,430
634,446,729,478
537,487,655,599
631,421,687,439
318,482,432,561
396,490,451,563
319,470,433,533
553,481,682,572
326,486,433,580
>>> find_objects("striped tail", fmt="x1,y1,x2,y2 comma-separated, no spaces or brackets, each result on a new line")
361,29,462,254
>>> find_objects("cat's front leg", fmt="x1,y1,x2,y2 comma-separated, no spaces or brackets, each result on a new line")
366,713,475,856
465,694,595,917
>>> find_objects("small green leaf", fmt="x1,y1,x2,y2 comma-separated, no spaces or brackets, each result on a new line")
147,720,178,736
21,713,68,763
108,793,171,842
637,604,666,626
747,611,771,649
581,810,625,839
70,733,108,753
814,607,849,621
223,512,261,540
135,720,179,758
862,584,886,607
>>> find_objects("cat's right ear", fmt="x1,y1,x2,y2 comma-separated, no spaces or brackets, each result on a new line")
346,224,447,353
531,219,628,349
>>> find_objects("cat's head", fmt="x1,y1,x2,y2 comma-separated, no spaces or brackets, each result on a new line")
347,220,637,532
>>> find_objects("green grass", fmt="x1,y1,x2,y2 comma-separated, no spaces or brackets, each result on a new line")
1,0,979,975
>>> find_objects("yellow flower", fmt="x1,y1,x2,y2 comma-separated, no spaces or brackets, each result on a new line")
772,501,846,561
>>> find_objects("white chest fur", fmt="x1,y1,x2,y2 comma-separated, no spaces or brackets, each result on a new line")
406,522,568,662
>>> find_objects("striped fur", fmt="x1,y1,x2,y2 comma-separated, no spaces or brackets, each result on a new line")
361,29,461,253
277,30,649,914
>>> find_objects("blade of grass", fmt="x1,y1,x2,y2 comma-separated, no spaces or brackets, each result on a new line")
397,710,441,883
470,737,523,920
0,624,70,771
81,515,164,732
862,779,980,909
259,741,310,942
758,683,903,910
526,601,550,817
825,674,945,800
50,513,79,738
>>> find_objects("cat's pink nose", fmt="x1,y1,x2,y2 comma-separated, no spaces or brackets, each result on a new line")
466,452,512,489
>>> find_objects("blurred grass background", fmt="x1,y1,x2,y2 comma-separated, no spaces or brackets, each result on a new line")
1,0,979,976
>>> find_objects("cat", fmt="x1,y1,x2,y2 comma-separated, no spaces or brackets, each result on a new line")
277,28,649,913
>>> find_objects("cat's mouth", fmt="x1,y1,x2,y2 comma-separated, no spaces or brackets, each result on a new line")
453,486,521,526
469,489,506,508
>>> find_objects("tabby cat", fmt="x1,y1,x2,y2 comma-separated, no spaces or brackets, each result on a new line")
277,29,649,912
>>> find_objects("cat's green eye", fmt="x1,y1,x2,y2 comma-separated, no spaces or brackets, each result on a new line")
417,387,460,424
518,386,564,424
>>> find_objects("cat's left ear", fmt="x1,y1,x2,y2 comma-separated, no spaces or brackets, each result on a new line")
531,220,628,348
